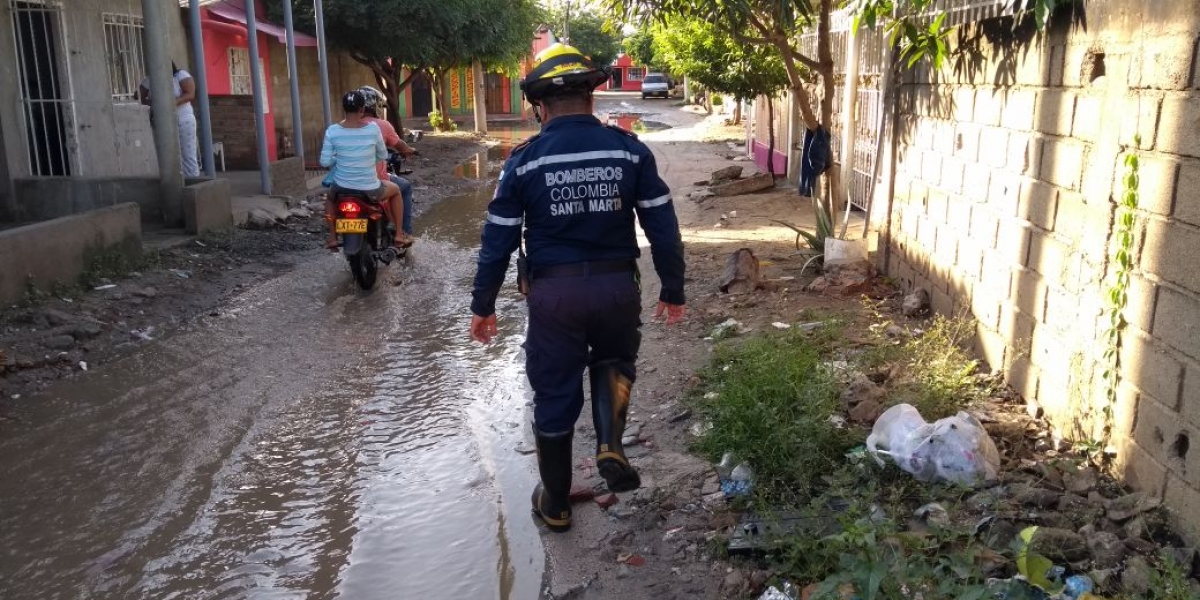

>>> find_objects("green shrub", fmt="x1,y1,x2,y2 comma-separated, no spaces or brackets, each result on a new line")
691,328,857,503
427,110,457,131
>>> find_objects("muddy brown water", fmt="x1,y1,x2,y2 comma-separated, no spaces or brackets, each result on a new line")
0,151,545,599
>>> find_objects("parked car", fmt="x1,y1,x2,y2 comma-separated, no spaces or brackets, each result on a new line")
641,73,671,99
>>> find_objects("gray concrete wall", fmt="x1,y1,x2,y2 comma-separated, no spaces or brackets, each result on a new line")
0,2,26,221
0,203,141,304
183,178,231,234
14,177,162,223
884,0,1200,533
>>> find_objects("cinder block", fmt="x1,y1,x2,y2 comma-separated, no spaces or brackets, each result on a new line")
927,188,950,224
974,88,1003,127
933,119,957,154
1007,134,1035,176
941,158,965,194
933,224,959,265
1135,396,1198,487
1036,89,1076,137
1026,230,1070,281
953,87,975,123
979,127,1009,168
955,122,982,162
1134,154,1180,216
970,205,1001,248
1010,265,1048,318
1119,94,1161,150
931,285,955,316
1053,190,1112,244
1018,179,1059,229
1081,145,1119,204
996,218,1033,264
1030,323,1070,372
1163,475,1200,535
988,169,1022,214
1118,441,1169,501
1154,286,1200,361
1044,287,1086,339
1040,139,1086,190
1159,95,1200,159
1174,158,1200,226
921,150,944,184
1071,94,1104,143
957,235,985,282
973,321,1007,370
1049,45,1066,87
182,179,233,235
1142,35,1197,91
1001,89,1038,131
963,162,991,202
1008,356,1040,402
1125,274,1159,335
1183,362,1200,431
979,250,1013,299
1141,218,1200,293
1122,330,1185,411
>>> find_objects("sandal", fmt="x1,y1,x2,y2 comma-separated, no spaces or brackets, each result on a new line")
393,234,415,249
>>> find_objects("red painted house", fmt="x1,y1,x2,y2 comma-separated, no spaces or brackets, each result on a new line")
191,0,318,168
601,54,647,91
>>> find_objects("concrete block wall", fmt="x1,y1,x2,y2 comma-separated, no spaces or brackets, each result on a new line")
885,0,1200,534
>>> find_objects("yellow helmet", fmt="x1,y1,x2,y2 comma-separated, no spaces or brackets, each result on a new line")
520,43,610,103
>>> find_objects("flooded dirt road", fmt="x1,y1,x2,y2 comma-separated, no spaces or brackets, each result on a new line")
0,149,543,599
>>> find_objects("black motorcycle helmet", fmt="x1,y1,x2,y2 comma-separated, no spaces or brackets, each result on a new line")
342,90,366,113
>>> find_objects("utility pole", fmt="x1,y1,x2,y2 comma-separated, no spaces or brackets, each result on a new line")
563,0,570,45
472,60,487,134
141,0,183,225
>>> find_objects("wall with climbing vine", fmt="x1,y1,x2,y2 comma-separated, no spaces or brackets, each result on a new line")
881,0,1200,533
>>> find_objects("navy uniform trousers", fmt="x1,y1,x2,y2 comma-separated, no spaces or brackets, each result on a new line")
525,269,641,433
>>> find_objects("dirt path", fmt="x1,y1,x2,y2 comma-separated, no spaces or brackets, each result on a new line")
539,95,871,599
0,133,489,415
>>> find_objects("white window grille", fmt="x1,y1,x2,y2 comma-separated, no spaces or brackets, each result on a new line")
627,67,646,81
10,0,77,177
102,13,145,104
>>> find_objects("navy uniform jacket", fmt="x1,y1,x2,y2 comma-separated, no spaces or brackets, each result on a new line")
471,114,686,317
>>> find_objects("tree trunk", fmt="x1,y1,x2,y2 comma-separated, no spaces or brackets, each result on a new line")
374,71,404,133
766,95,776,178
732,99,742,125
817,0,841,226
429,69,450,131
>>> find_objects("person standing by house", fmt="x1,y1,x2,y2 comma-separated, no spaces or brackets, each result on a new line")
467,43,686,533
358,85,417,237
138,61,200,178
319,90,410,250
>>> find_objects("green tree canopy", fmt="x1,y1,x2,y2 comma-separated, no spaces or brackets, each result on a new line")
651,16,787,102
623,26,667,72
551,7,622,67
274,0,541,127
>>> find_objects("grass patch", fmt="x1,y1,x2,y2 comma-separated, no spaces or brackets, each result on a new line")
691,327,858,503
859,311,986,420
79,246,160,288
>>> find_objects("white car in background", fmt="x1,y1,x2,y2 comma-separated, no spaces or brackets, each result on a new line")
641,73,671,99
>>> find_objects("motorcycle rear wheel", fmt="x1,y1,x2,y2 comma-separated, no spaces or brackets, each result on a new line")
348,243,377,290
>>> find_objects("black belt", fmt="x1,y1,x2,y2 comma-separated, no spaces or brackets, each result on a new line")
531,260,635,280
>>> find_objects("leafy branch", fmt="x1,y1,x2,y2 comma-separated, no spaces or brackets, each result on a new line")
1100,136,1141,454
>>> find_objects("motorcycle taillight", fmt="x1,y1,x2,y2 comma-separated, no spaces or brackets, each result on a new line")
338,201,361,216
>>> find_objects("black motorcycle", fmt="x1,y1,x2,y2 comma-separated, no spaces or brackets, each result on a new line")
330,190,402,290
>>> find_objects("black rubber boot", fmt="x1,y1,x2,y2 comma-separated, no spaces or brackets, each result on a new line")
591,360,641,493
530,425,573,533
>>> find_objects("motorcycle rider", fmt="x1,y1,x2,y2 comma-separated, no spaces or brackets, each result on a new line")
320,90,411,249
468,43,686,532
358,85,417,237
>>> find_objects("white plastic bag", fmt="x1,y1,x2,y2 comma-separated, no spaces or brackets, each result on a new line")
866,403,999,485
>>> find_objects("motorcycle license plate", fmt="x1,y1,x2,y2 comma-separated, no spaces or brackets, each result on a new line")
335,219,368,234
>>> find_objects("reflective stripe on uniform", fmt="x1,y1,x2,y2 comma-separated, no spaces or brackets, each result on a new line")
486,213,523,226
513,150,641,176
637,194,671,209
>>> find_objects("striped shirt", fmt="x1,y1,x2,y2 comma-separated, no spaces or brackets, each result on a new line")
319,121,387,191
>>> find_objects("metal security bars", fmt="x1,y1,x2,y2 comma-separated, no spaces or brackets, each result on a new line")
10,0,76,176
103,13,146,104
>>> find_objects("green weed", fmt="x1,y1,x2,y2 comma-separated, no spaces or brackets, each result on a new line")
690,328,857,503
79,247,159,288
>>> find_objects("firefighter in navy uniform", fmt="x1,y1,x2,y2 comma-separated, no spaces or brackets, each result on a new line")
468,43,686,533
